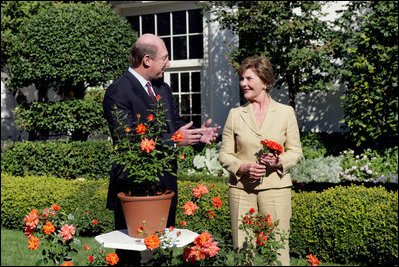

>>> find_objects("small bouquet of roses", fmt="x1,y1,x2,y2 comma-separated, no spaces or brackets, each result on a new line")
260,139,284,156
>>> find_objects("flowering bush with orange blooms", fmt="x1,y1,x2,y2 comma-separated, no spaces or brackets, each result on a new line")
23,204,81,265
175,182,232,265
137,222,221,266
111,95,184,196
178,184,226,234
183,230,220,264
223,208,287,266
306,254,321,266
84,244,119,266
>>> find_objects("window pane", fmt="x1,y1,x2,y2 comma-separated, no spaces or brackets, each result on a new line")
191,72,200,92
173,11,186,35
126,16,140,33
189,35,203,59
181,95,190,114
142,14,155,34
170,73,179,93
173,36,187,60
192,93,201,114
162,37,171,56
189,9,202,33
181,73,189,92
157,12,170,36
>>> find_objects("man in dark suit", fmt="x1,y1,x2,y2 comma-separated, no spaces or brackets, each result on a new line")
102,33,220,265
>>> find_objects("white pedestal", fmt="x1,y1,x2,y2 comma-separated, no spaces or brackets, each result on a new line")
95,228,198,251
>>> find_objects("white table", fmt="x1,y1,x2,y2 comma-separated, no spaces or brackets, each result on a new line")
95,228,198,251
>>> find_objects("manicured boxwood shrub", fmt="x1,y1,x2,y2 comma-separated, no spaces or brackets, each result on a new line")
1,140,113,180
1,174,114,235
290,185,398,265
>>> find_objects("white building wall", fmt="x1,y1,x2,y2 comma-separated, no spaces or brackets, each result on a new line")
201,11,240,129
1,80,19,140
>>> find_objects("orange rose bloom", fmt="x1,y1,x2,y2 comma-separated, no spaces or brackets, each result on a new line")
28,236,40,250
144,235,161,249
42,221,55,235
140,138,155,153
256,232,269,246
183,201,199,216
24,209,39,228
307,254,321,266
171,130,185,142
212,196,223,208
51,204,60,211
192,184,209,198
106,252,119,266
88,255,94,263
194,231,212,247
60,261,73,266
136,124,147,135
147,114,154,121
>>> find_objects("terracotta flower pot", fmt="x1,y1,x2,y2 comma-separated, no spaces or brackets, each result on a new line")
117,190,175,238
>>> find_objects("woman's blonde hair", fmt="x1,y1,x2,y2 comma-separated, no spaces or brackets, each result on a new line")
238,55,275,92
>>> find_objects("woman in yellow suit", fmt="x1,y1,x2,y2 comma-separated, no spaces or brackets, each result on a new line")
219,55,303,266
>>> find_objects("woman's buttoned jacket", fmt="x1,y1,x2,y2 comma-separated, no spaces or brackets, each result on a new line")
219,97,303,190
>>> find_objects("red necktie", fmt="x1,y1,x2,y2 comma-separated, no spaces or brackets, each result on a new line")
146,82,156,103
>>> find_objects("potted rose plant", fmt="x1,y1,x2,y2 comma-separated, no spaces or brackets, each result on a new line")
110,95,184,237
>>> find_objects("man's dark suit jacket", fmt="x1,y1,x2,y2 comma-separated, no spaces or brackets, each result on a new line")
102,70,187,211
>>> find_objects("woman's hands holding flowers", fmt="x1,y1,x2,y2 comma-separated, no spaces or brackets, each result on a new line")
259,153,282,169
237,163,266,181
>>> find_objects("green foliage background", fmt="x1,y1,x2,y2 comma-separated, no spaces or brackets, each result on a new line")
203,1,344,108
338,1,398,148
1,1,55,68
13,89,108,141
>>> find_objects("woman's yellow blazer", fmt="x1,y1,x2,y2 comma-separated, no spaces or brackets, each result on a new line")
219,97,303,190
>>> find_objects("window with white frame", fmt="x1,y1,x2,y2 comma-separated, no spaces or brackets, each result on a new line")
127,9,203,127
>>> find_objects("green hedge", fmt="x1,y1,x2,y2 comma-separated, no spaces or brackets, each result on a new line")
1,140,113,180
2,174,397,265
1,174,114,235
291,185,398,265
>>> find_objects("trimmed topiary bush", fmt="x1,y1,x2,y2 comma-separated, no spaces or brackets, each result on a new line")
290,184,398,265
7,2,137,99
